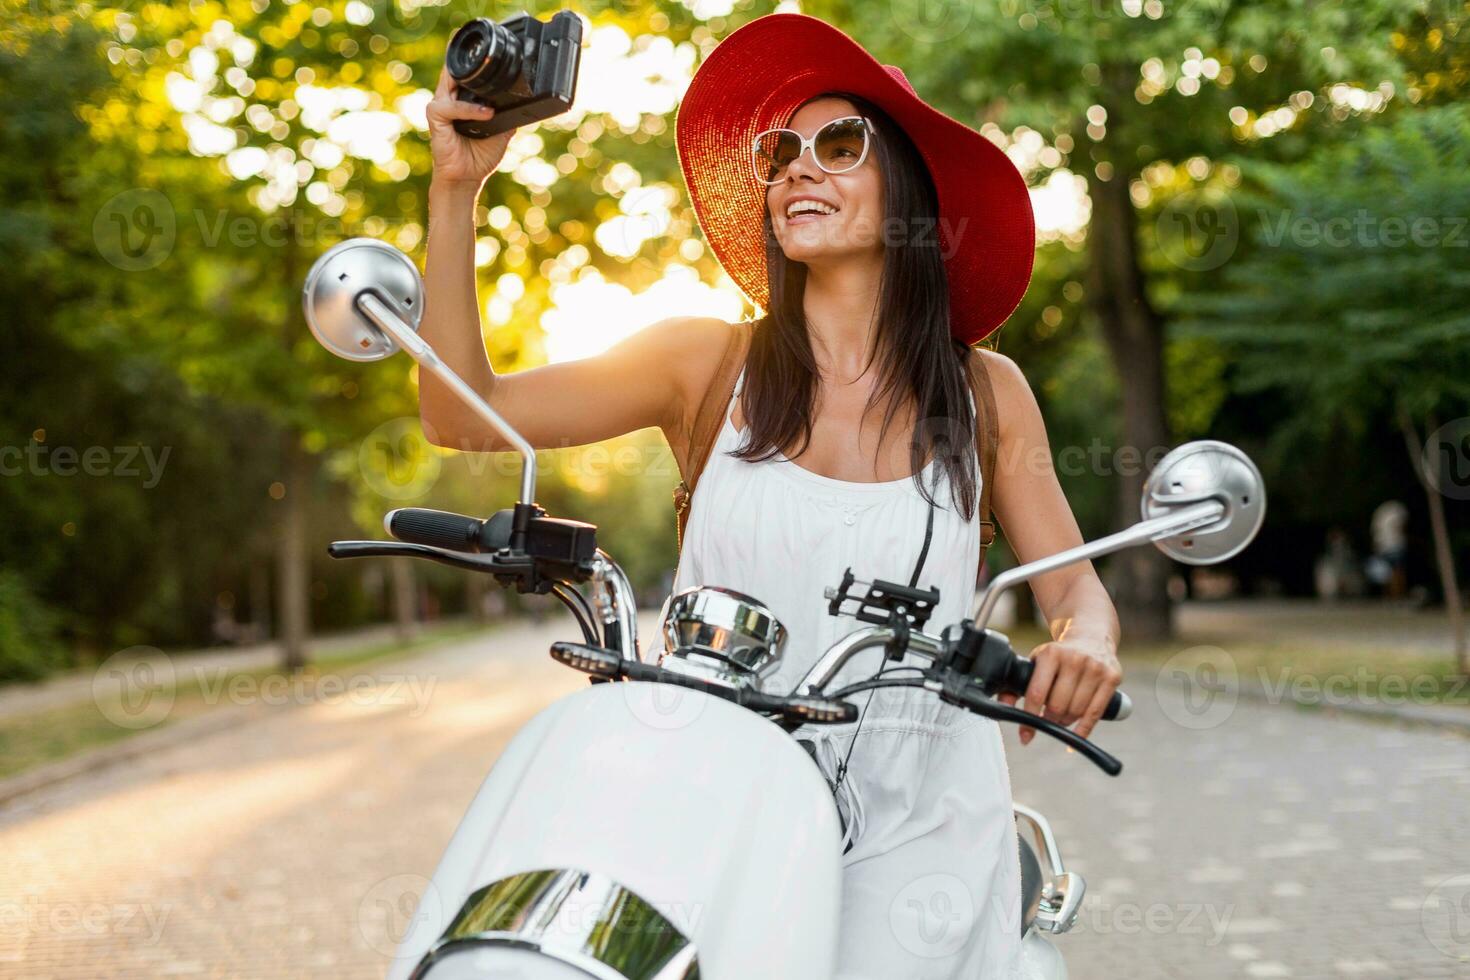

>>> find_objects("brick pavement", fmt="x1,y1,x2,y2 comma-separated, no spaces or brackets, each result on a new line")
1002,666,1470,980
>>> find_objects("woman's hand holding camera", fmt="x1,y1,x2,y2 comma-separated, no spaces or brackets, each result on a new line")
427,64,512,195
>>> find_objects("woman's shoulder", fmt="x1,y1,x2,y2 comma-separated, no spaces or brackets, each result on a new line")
964,346,1035,442
965,345,1022,382
637,315,749,394
965,347,1029,398
635,315,753,453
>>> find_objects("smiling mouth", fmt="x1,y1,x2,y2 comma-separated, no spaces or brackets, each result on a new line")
785,202,840,223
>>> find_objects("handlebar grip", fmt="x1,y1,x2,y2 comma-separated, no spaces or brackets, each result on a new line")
385,508,487,553
1008,657,1131,721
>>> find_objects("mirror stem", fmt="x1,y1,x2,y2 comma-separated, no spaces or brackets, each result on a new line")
971,499,1226,629
357,291,538,508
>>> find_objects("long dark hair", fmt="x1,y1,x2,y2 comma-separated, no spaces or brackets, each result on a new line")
732,92,979,519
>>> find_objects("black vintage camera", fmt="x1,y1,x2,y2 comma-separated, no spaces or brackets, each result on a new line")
446,10,583,139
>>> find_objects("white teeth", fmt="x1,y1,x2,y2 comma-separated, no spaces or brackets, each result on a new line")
786,200,837,218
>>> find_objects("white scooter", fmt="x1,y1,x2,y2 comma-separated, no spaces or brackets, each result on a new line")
303,239,1266,980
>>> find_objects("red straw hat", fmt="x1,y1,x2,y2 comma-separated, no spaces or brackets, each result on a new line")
676,13,1035,346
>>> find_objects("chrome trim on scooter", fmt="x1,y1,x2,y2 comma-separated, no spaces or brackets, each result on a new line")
970,499,1226,630
356,291,539,508
592,551,640,661
660,586,788,690
795,626,946,696
411,869,698,980
1014,804,1086,936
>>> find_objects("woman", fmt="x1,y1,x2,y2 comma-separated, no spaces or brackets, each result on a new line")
419,13,1121,979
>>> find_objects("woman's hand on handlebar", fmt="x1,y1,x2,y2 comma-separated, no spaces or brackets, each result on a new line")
426,64,512,190
999,636,1122,744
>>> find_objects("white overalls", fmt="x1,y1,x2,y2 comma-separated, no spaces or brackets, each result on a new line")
650,367,1024,979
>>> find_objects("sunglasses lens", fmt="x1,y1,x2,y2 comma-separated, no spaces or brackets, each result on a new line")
815,117,868,174
754,130,802,183
753,118,869,183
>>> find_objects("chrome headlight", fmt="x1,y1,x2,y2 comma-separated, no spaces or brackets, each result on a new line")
659,586,787,691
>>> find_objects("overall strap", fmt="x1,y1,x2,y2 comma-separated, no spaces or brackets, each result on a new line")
673,320,753,551
967,348,1001,573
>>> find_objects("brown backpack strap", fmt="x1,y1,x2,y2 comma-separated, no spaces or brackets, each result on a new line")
673,320,753,551
967,349,1000,574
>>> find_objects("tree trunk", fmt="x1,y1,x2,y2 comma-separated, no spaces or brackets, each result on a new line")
1086,63,1174,641
1398,407,1468,673
249,558,271,644
276,438,312,671
391,559,419,641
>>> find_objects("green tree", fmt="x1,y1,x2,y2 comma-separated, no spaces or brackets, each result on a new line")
1183,105,1470,669
806,0,1437,637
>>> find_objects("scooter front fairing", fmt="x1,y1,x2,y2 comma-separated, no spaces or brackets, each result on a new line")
389,681,844,980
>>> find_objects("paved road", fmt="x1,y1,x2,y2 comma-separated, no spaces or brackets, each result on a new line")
3,616,1467,978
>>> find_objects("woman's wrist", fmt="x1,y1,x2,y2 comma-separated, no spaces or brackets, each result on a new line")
429,177,486,206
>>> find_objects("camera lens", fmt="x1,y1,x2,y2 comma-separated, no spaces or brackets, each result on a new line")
447,19,521,98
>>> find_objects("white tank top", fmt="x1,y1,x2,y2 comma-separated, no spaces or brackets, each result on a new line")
651,365,982,726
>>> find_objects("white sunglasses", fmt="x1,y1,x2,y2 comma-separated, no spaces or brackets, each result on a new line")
751,115,874,186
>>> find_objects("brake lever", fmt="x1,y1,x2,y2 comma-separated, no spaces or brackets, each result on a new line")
938,677,1123,776
328,540,512,573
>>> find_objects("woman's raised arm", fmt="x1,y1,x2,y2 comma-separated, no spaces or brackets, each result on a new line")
419,62,730,460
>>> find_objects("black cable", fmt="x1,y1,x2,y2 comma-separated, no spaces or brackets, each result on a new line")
829,664,927,796
551,584,596,644
827,673,927,702
909,497,936,588
561,584,598,638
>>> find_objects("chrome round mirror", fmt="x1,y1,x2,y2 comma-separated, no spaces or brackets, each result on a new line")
660,586,787,691
1142,440,1265,565
302,238,423,362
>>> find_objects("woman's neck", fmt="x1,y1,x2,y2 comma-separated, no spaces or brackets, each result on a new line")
801,252,885,383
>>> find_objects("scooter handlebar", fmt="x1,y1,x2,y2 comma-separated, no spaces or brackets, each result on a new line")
1002,655,1131,722
385,507,513,554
